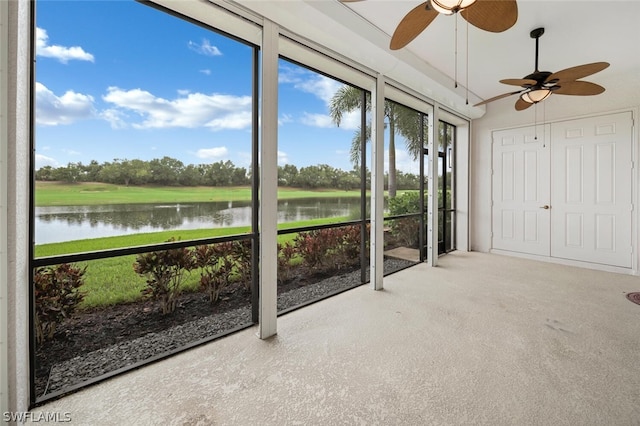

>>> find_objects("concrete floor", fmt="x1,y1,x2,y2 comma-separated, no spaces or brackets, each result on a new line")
29,252,640,425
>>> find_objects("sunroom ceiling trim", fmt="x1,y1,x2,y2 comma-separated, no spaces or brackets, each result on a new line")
231,0,486,120
149,0,263,45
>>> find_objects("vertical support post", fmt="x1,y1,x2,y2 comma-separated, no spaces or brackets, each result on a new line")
250,46,259,324
370,75,385,290
258,20,278,339
0,0,9,415
419,114,426,262
6,0,32,411
360,90,367,284
428,105,439,266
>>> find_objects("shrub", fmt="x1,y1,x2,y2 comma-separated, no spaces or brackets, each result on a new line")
133,238,196,314
294,228,341,269
294,225,365,271
388,191,421,248
336,224,366,268
34,263,86,344
193,243,235,303
277,241,297,284
230,240,252,291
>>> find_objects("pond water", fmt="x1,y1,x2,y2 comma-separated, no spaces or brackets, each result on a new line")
35,197,364,244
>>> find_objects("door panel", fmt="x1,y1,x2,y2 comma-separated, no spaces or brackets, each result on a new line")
550,112,633,268
492,125,551,256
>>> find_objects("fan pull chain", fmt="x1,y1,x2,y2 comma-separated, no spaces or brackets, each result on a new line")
454,13,458,88
465,18,469,105
542,100,546,147
534,102,538,141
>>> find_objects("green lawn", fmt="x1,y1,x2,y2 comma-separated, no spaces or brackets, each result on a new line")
34,182,366,309
35,216,351,309
35,181,361,206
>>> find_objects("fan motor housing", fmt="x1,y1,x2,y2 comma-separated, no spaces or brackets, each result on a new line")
524,71,552,86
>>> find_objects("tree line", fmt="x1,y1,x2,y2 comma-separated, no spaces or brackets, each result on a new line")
36,157,421,191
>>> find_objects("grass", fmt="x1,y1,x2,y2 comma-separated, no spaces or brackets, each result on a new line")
34,181,365,309
35,181,362,206
35,216,351,309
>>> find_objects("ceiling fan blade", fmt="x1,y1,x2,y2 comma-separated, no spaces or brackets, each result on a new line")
554,81,606,96
499,78,537,87
339,0,364,2
390,2,439,50
474,90,523,107
515,97,533,111
461,0,518,33
545,62,610,83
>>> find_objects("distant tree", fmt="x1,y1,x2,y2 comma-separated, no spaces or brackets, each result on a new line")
52,162,83,183
179,164,204,186
35,165,55,181
99,158,149,186
81,160,103,182
149,156,184,185
278,164,299,187
231,166,249,186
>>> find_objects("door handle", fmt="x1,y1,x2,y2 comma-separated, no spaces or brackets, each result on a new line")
540,205,550,210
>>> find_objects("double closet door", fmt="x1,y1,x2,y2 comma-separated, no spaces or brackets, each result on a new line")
492,111,633,268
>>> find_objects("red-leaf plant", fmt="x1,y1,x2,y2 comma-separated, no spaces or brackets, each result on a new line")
133,238,196,314
34,263,86,344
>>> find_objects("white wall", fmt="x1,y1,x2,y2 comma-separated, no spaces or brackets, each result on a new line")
470,77,640,256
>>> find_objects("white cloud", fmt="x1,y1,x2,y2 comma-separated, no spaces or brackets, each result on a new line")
300,112,334,128
278,65,307,84
35,82,96,126
35,154,59,170
103,87,252,130
295,75,343,104
279,64,358,130
100,108,128,129
177,89,191,96
237,151,252,167
188,39,222,56
280,65,343,103
196,146,229,160
278,113,293,126
278,151,289,165
205,111,252,130
36,27,94,64
200,69,212,75
336,110,361,131
385,149,420,174
63,149,82,156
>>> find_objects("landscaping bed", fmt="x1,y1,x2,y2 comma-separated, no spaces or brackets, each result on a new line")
35,257,415,398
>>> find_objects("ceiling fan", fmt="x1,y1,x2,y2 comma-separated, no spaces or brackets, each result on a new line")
475,27,609,110
341,0,518,50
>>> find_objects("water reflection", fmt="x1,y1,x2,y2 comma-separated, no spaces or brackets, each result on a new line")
35,198,360,244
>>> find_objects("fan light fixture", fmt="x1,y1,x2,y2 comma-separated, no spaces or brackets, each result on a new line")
521,88,551,104
430,0,477,15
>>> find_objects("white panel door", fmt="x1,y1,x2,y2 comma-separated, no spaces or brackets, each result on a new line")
492,125,551,256
550,112,633,268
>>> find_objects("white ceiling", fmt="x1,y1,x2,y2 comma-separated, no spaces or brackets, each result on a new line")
339,0,640,108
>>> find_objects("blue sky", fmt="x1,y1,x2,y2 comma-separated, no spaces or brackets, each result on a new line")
35,0,420,174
